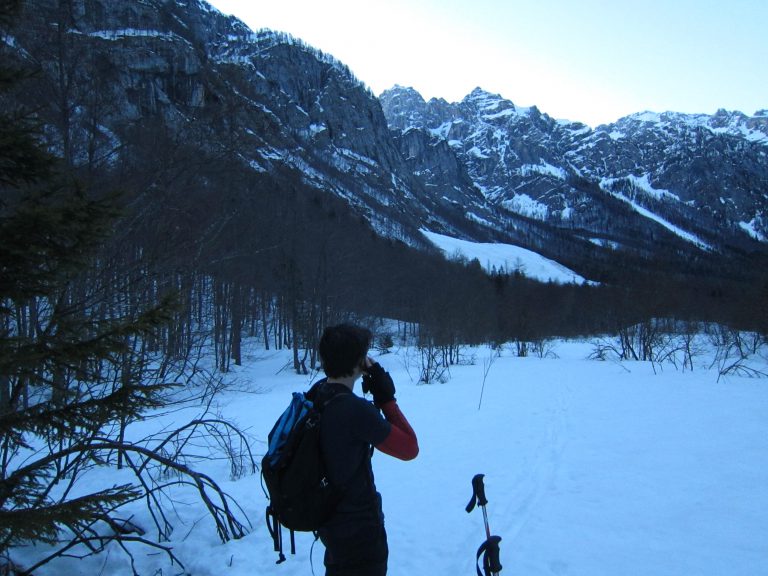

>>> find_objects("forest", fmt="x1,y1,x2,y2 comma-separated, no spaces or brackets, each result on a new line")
1,0,766,379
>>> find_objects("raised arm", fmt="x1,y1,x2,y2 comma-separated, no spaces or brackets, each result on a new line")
362,360,419,461
376,400,418,460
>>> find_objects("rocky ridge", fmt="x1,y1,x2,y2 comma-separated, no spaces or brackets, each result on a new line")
5,0,767,284
380,86,768,257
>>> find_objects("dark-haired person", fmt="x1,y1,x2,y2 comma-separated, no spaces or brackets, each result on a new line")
311,324,419,576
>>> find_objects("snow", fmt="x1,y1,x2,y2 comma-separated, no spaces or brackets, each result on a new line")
599,179,712,251
309,123,327,135
247,158,266,172
429,121,453,139
1,34,19,49
214,53,253,65
602,174,680,202
467,146,491,159
484,108,517,120
258,147,286,161
630,174,679,201
420,229,586,284
502,193,549,221
14,339,768,576
284,156,327,187
337,148,377,168
560,121,592,136
84,29,178,41
622,111,768,144
633,111,664,123
589,237,621,250
465,212,494,228
740,219,766,242
520,162,568,181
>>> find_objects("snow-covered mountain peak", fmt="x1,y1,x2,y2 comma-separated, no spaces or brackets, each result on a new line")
382,84,768,257
611,108,768,144
379,85,427,111
462,87,521,116
464,86,501,102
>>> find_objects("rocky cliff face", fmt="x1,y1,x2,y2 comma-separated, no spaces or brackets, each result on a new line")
380,86,768,258
5,0,767,284
576,110,768,243
8,0,478,248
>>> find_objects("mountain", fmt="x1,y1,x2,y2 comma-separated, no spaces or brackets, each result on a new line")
5,0,474,249
4,0,767,289
380,86,768,271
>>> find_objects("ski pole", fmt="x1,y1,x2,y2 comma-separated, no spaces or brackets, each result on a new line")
466,473,502,576
466,473,491,538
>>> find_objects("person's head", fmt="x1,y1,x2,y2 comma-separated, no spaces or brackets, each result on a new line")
318,324,372,378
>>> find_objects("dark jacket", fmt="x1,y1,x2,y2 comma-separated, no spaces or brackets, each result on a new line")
313,380,391,528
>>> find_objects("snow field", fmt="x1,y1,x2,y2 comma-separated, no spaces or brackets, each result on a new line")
18,341,768,576
420,229,587,284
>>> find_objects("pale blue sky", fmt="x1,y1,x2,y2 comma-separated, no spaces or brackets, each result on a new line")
207,0,766,126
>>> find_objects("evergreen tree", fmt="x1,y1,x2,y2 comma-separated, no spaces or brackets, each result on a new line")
1,3,249,572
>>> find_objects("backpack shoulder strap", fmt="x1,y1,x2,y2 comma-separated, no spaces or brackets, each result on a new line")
307,380,351,412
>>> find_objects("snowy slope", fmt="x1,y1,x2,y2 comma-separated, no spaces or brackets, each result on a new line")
421,229,588,283
13,340,768,576
599,176,713,251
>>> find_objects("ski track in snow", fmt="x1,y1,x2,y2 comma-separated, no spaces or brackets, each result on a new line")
504,380,570,550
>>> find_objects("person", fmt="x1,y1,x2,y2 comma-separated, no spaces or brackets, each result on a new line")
311,324,419,576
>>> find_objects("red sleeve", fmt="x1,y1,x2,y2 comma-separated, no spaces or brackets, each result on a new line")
375,400,419,460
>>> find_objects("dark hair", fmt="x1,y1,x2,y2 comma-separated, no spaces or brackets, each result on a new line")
318,324,372,378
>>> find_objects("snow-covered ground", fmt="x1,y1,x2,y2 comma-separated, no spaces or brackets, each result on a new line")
421,229,587,284
14,339,768,576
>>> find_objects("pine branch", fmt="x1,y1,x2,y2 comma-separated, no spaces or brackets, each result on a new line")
0,381,170,439
0,485,138,548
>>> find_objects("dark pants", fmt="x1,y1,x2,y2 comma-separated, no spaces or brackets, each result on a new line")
320,522,388,576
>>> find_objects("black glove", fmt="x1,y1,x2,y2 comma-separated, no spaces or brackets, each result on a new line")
362,362,396,407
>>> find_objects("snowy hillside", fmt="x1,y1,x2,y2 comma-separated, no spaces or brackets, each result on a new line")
13,339,768,576
421,229,588,283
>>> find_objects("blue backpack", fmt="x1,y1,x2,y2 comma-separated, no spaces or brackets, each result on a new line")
262,386,343,562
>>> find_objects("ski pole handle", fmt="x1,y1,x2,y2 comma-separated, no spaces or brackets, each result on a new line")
473,474,489,507
477,535,502,576
466,473,489,512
